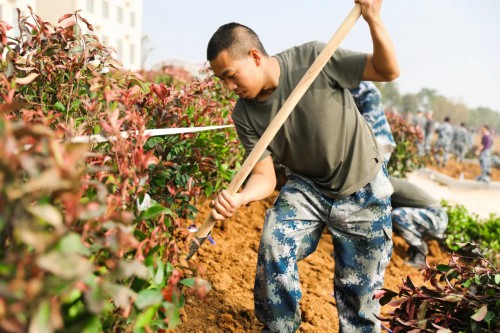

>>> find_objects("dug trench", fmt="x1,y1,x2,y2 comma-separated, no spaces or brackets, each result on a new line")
176,192,451,333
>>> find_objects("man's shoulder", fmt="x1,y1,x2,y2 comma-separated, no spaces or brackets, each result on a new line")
278,41,323,57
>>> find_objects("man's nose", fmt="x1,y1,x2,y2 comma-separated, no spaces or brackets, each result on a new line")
225,79,237,91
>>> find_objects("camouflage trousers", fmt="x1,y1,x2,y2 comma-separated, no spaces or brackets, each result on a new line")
478,148,492,181
254,167,393,333
434,141,451,167
452,142,468,162
391,206,448,252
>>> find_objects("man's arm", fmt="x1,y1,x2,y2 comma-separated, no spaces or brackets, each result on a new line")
357,0,400,82
210,155,276,220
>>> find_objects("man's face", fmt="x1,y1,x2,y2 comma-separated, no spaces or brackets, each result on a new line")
209,49,261,99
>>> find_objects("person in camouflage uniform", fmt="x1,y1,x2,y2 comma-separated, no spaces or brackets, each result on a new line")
206,1,400,331
477,124,493,182
349,81,396,162
412,109,427,156
433,116,453,167
424,110,435,154
452,123,469,162
389,176,448,267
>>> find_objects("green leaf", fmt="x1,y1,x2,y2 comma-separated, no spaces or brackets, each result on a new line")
28,204,64,230
471,305,488,321
153,260,165,286
439,294,463,302
417,300,428,320
82,316,101,333
70,99,82,110
135,289,164,309
142,204,172,220
495,274,500,285
135,305,159,328
58,232,91,256
436,264,450,272
29,300,51,333
179,278,196,288
54,101,66,112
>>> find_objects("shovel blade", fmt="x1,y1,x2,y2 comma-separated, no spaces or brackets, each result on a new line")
185,236,209,261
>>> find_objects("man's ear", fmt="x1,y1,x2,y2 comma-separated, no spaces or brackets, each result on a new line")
248,48,262,66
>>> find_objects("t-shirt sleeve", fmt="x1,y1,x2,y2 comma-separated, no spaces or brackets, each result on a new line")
314,41,367,89
232,102,272,161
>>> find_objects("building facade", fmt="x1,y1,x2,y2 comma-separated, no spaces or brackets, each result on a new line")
0,0,143,70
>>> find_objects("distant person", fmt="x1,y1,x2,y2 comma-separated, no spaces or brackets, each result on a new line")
349,81,396,162
424,110,435,154
389,176,448,267
476,124,493,182
206,1,400,331
412,108,427,156
434,116,453,167
452,122,469,163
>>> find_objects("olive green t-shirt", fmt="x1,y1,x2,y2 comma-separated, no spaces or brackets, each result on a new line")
232,41,384,198
389,176,438,208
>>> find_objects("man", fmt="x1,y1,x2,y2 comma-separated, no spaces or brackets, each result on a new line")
424,110,435,154
349,81,396,162
389,176,448,267
206,0,399,332
434,116,453,167
412,109,427,156
477,124,493,182
452,122,469,163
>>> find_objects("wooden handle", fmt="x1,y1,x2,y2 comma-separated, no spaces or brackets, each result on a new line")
194,4,362,239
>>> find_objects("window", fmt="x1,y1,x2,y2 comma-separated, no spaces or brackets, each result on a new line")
130,11,135,27
102,1,109,18
129,43,135,64
116,39,123,61
87,0,94,13
117,7,123,23
12,9,20,36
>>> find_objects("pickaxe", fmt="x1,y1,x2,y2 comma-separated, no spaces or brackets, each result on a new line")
186,4,362,261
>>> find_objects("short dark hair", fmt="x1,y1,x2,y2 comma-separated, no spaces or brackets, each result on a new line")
207,22,268,61
444,116,450,122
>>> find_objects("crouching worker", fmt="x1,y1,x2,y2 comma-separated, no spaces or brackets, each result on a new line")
389,176,448,267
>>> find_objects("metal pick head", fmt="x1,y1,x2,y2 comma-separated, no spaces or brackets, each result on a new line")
185,236,209,261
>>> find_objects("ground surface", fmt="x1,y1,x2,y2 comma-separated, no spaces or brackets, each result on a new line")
427,158,500,182
176,161,499,332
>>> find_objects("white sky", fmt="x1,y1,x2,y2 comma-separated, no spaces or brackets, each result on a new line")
143,0,500,112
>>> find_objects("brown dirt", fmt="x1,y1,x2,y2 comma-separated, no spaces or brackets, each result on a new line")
176,193,451,333
427,159,500,181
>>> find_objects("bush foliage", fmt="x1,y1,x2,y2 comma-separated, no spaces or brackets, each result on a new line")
386,111,427,177
443,201,500,265
0,8,241,332
376,244,500,333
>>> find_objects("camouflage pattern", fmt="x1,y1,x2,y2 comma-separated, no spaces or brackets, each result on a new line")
434,122,454,166
452,126,469,162
412,112,427,156
255,167,393,333
350,81,396,161
478,148,492,182
391,206,448,251
424,119,435,154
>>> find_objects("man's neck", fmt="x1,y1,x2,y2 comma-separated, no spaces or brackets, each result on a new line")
255,57,280,101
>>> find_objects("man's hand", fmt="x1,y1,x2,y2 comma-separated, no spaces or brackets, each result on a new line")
209,155,277,221
355,0,383,24
210,190,245,221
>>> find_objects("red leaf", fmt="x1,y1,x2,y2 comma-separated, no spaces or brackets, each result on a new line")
58,13,73,23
